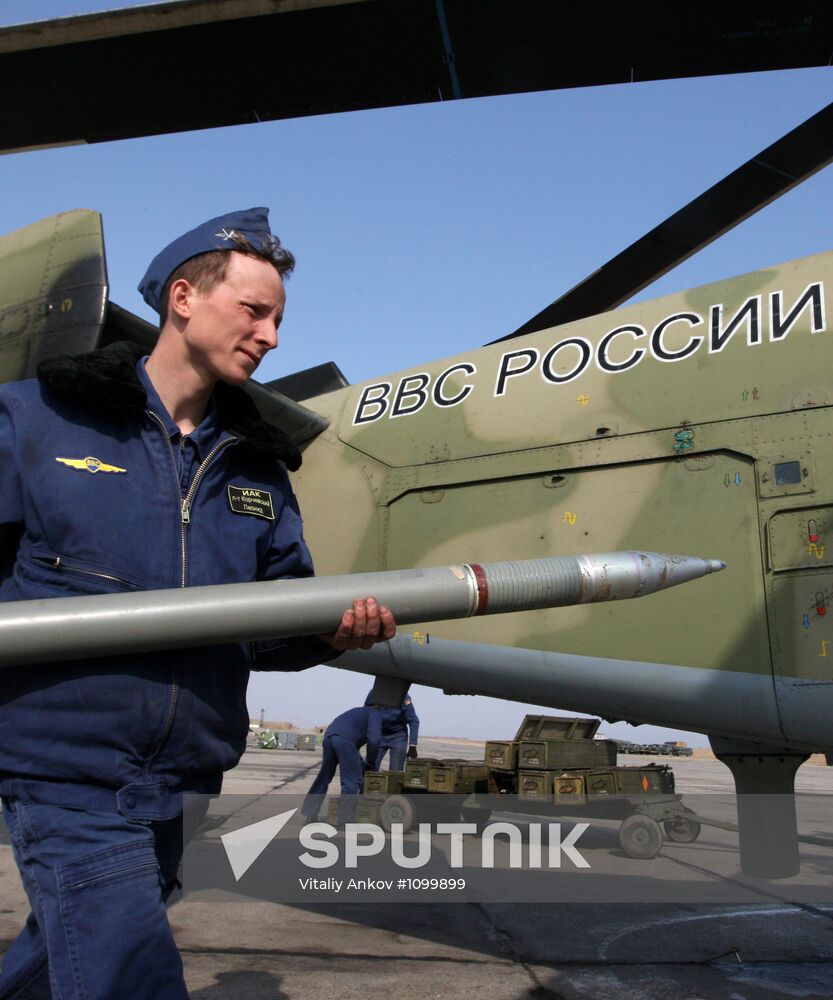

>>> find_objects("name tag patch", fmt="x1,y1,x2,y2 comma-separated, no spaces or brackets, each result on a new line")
227,486,275,521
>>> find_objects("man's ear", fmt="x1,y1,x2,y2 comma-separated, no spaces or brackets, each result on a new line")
168,278,195,320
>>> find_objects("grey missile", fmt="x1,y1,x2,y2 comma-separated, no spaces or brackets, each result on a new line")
0,551,724,669
339,633,801,749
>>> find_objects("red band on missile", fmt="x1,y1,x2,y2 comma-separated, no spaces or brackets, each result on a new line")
470,563,489,615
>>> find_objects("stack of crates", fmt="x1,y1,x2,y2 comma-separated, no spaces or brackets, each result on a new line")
484,739,519,794
255,729,320,751
364,758,490,796
358,715,675,816
488,715,609,797
488,714,674,804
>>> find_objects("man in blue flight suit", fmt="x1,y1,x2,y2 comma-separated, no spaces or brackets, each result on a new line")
364,690,420,770
0,208,396,1000
301,706,383,824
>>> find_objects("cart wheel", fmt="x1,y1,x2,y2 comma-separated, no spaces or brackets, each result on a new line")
460,804,492,826
619,814,663,859
663,807,701,843
379,794,416,833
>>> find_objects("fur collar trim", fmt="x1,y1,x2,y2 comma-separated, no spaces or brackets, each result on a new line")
37,342,302,471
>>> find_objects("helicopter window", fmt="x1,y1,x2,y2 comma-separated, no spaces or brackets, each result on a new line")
774,461,802,486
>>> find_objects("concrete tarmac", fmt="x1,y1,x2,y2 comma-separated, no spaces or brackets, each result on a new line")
2,739,832,999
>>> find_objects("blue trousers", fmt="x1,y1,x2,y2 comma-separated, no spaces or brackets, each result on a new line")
0,798,188,1000
302,734,365,824
374,735,407,772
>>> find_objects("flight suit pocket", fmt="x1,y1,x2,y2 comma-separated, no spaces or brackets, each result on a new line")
56,841,174,998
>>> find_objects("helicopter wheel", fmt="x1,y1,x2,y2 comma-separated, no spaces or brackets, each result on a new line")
619,813,663,859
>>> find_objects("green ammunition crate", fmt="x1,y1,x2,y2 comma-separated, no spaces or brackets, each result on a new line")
363,770,406,797
518,738,617,770
514,715,601,741
615,766,675,795
518,770,553,802
427,761,490,794
485,740,518,769
584,770,617,795
326,797,379,823
553,773,586,805
423,757,465,794
354,798,382,824
404,757,441,789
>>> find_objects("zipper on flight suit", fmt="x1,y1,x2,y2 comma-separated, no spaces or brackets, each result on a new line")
32,555,143,591
144,409,238,761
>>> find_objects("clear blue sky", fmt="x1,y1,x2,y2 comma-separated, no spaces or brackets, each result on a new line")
3,4,833,744
0,0,157,22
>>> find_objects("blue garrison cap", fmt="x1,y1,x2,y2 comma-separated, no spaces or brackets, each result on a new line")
138,207,274,314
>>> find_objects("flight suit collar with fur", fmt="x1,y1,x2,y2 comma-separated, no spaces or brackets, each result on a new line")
36,341,302,470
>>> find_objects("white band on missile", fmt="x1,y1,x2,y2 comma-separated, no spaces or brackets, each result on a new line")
458,563,482,617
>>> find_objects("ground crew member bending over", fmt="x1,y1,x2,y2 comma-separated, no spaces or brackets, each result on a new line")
0,208,395,1000
302,706,382,824
365,690,420,770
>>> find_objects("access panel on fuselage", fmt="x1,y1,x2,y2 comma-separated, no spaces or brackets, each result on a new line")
769,515,833,746
386,451,770,675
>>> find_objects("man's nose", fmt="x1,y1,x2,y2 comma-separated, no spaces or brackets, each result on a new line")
254,321,279,350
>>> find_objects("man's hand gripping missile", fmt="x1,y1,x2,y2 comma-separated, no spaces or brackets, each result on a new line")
322,597,397,651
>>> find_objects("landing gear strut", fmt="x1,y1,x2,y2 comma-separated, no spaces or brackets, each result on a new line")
710,736,808,879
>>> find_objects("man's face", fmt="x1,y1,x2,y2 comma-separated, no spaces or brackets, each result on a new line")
184,251,286,385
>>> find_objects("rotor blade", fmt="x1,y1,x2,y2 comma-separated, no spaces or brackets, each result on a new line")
1,2,832,153
492,100,833,343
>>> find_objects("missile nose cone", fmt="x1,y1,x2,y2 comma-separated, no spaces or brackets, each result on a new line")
706,559,727,574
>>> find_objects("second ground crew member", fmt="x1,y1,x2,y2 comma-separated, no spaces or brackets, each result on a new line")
302,706,382,824
364,691,419,770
